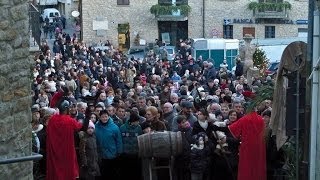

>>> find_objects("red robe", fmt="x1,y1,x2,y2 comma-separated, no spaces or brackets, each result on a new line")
228,112,266,180
46,114,82,180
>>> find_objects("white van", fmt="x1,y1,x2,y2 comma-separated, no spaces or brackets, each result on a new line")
41,8,61,23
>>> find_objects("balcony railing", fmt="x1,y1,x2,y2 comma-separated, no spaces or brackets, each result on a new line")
150,4,191,21
254,10,289,19
248,1,291,19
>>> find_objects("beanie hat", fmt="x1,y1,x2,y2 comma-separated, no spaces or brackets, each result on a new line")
88,120,95,129
129,112,140,123
43,108,56,117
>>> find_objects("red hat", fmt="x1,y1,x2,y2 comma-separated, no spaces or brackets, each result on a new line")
242,91,255,98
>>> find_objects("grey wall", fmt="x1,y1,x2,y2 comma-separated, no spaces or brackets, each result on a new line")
0,0,33,179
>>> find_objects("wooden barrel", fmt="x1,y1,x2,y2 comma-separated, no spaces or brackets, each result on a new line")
137,131,183,158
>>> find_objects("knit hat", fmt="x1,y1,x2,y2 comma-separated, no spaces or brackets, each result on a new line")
128,112,140,123
31,104,40,113
88,120,95,129
43,108,56,117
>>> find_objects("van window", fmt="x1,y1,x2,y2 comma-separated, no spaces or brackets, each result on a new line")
166,49,174,54
193,40,207,50
49,13,54,18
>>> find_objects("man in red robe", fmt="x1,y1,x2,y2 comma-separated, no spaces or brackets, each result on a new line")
213,111,266,180
46,100,82,180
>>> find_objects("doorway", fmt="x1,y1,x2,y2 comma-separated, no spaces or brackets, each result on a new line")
158,21,188,46
118,23,130,52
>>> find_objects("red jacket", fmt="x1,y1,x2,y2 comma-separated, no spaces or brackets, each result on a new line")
228,112,266,180
46,114,82,180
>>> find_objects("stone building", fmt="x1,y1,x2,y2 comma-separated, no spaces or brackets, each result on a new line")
0,0,34,179
81,0,308,48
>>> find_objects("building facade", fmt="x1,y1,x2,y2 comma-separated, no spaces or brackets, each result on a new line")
81,0,308,48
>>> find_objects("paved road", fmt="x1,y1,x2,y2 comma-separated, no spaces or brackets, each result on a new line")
42,19,77,50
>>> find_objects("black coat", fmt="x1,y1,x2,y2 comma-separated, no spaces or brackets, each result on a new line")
235,62,244,77
190,146,210,174
192,121,217,145
79,132,101,178
210,128,240,180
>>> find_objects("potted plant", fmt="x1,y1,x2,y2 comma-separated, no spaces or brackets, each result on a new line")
150,4,191,16
248,1,291,12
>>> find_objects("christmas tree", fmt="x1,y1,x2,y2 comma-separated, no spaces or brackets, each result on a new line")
253,48,269,75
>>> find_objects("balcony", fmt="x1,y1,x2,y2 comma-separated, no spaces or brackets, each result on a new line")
248,1,291,19
150,4,191,21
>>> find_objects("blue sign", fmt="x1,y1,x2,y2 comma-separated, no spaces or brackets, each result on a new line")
296,20,308,24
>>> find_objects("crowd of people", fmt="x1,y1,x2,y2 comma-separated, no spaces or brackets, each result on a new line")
30,24,285,180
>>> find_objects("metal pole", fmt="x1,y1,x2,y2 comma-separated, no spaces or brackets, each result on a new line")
296,62,300,180
202,0,205,38
303,0,314,177
309,9,320,180
0,153,42,165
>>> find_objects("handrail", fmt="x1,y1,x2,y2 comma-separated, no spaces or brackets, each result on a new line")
0,153,43,165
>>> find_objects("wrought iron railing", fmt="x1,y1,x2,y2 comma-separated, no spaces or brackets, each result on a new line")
29,3,41,47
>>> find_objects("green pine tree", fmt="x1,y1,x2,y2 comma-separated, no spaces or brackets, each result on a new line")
253,48,269,75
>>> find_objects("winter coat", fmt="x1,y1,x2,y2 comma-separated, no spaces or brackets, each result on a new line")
95,119,123,159
119,122,143,155
111,115,124,127
190,146,210,174
206,66,217,80
163,111,176,131
192,121,214,139
79,132,101,178
235,62,244,77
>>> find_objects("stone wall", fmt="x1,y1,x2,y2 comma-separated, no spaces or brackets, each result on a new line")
189,0,308,39
0,0,33,179
81,0,308,45
82,0,158,46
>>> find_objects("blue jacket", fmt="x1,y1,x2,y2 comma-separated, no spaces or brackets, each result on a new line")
95,119,123,159
119,122,143,155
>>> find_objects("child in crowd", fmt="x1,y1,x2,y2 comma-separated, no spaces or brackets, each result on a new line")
79,120,100,180
212,110,230,154
190,132,211,180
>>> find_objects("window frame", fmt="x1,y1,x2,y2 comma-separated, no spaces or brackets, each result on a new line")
223,25,233,39
265,26,275,38
117,0,130,5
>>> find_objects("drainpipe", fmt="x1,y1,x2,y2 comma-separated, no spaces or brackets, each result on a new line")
309,8,319,180
202,0,205,38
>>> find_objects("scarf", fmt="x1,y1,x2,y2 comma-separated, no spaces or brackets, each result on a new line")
198,120,208,130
